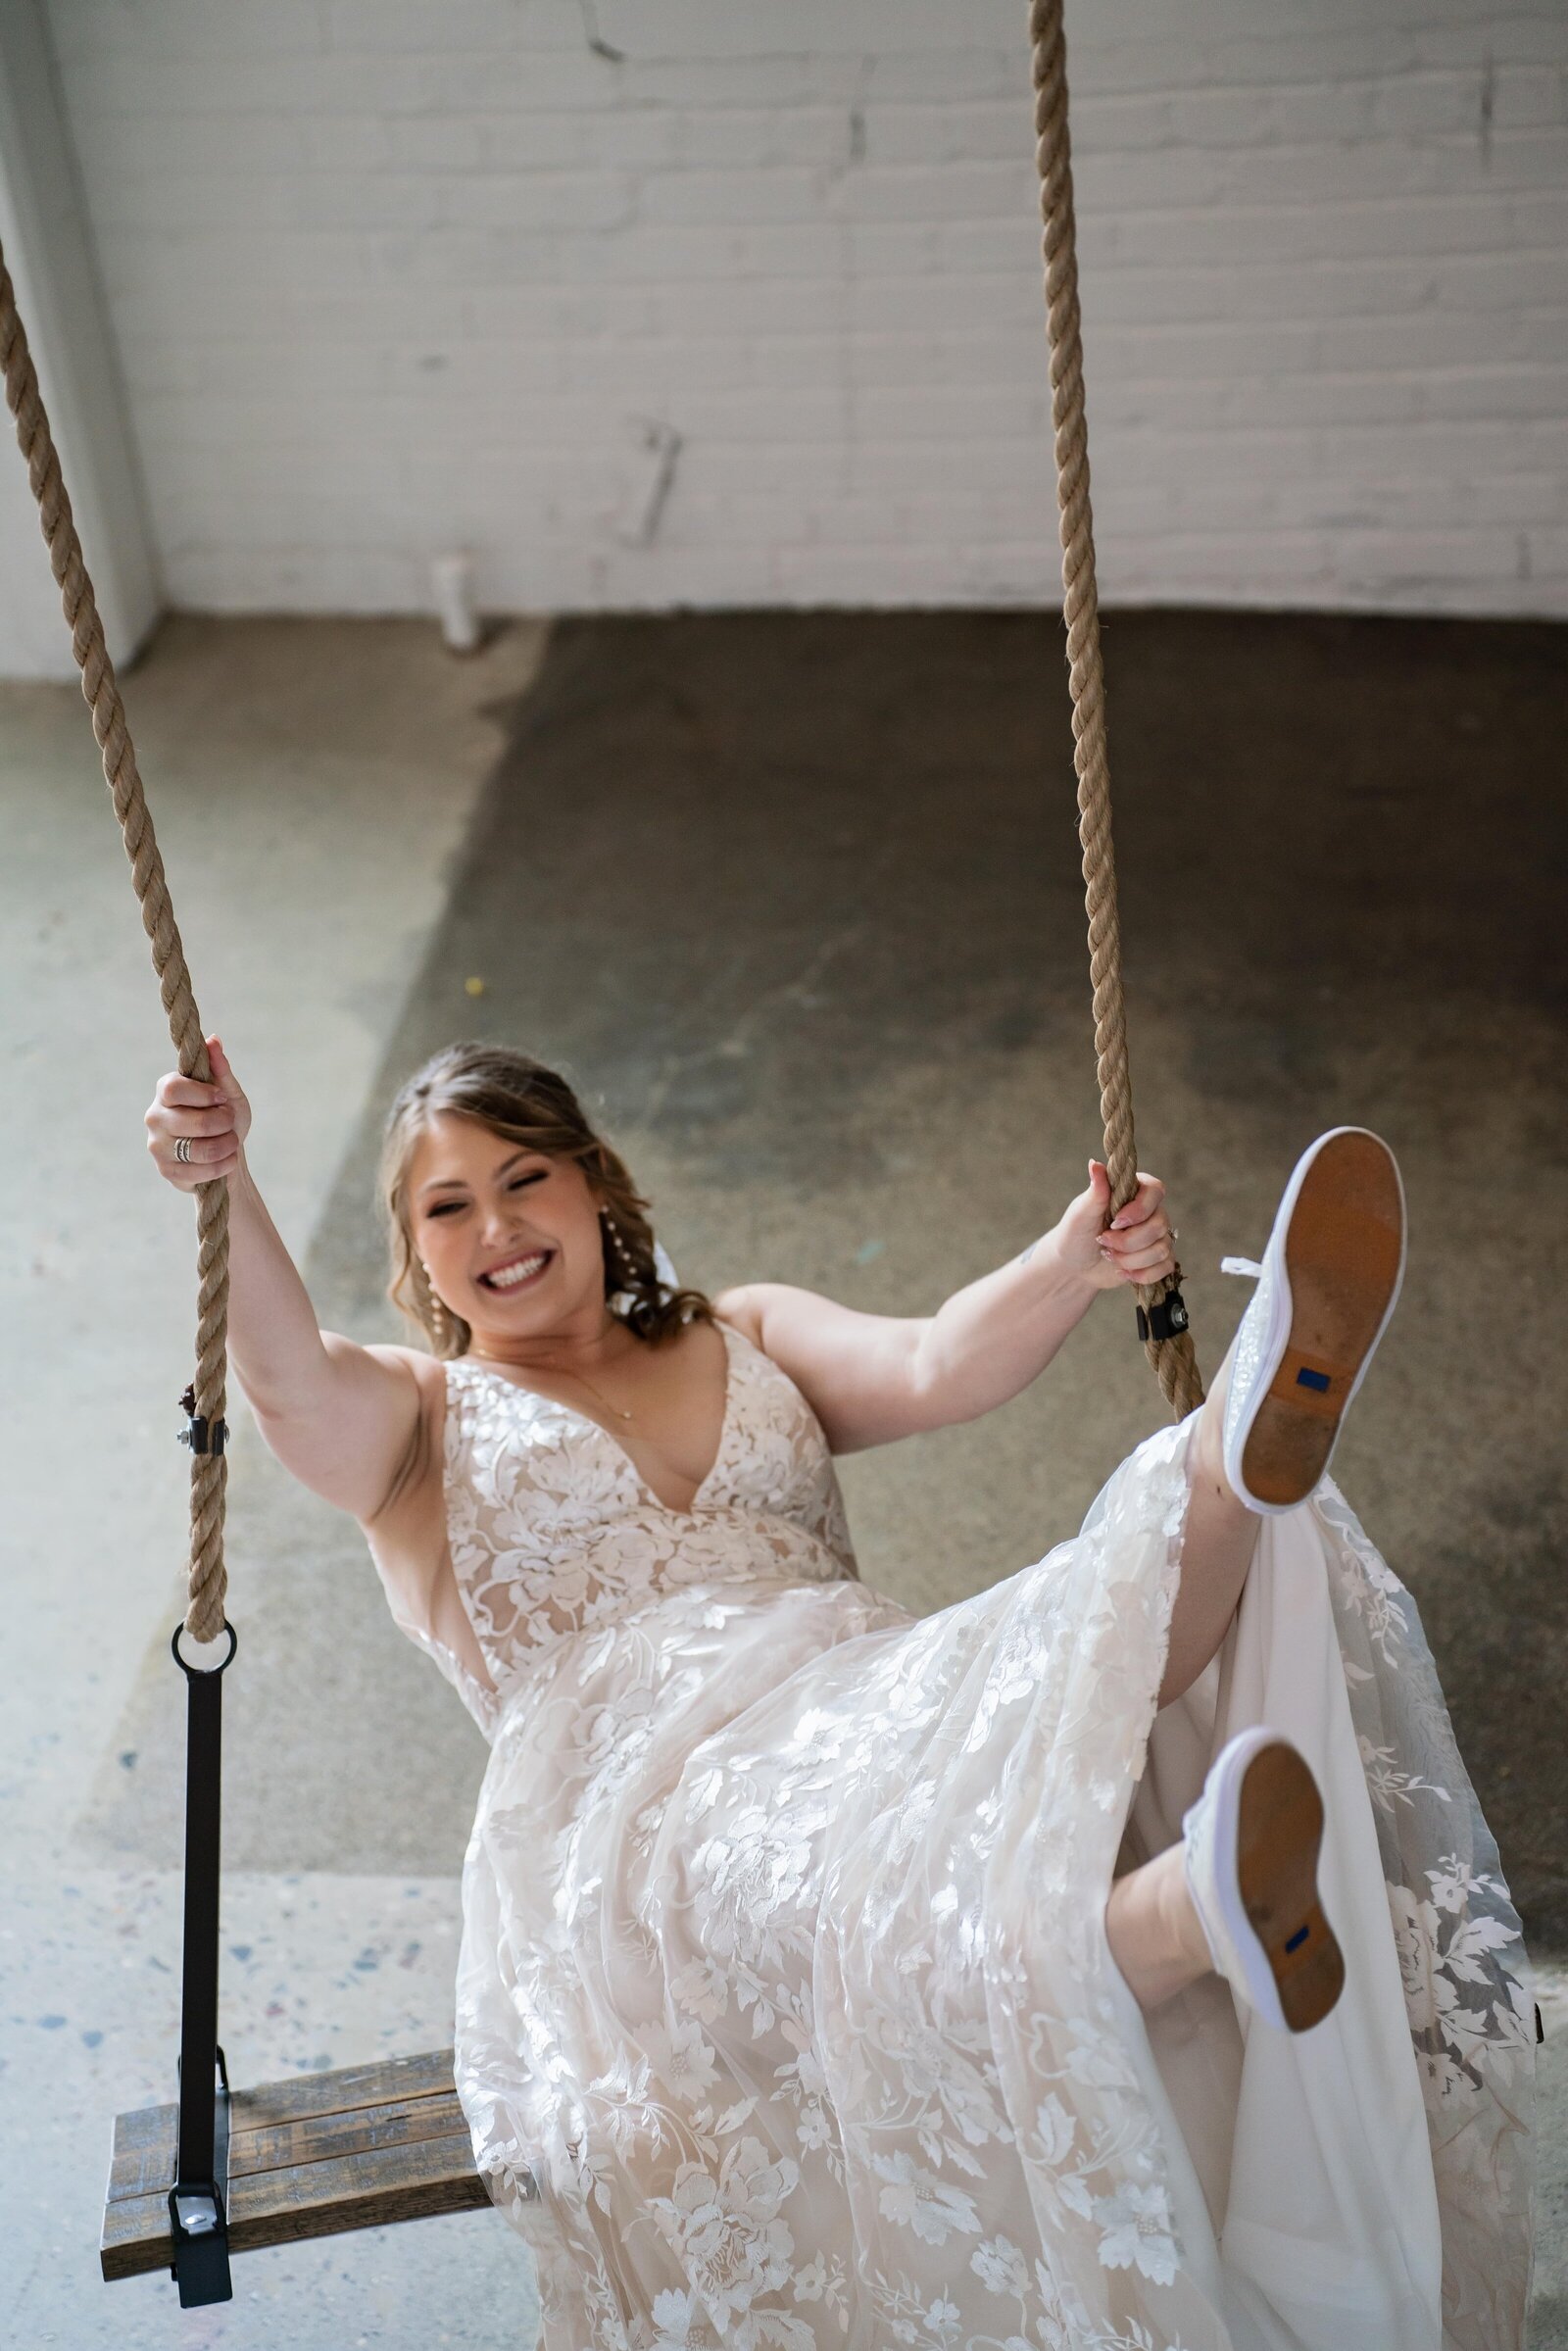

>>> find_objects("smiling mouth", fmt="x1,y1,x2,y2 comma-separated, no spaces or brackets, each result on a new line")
477,1248,554,1293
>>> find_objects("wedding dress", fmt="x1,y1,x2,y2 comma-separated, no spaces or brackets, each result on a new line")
372,1317,1535,2351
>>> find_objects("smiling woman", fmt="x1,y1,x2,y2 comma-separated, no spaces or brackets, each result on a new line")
375,1045,732,1517
381,1042,714,1359
139,1033,1535,2350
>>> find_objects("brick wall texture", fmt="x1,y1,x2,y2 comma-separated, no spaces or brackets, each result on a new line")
46,0,1568,616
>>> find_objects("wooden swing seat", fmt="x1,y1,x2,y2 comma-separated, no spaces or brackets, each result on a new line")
100,2047,498,2281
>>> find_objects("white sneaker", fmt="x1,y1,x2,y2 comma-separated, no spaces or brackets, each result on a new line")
1220,1127,1405,1514
1182,1728,1344,2033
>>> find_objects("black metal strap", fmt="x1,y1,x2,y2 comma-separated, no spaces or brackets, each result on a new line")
1135,1287,1190,1345
168,1619,236,2308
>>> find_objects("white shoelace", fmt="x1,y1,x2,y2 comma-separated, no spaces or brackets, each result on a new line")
1219,1255,1263,1280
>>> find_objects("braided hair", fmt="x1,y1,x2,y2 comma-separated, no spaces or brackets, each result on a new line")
379,1042,711,1358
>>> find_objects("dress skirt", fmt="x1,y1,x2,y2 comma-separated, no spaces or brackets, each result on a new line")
452,1418,1536,2351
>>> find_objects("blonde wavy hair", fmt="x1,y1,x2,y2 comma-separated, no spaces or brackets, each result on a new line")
380,1042,711,1358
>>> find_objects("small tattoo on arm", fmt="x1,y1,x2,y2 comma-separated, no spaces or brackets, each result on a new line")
1017,1242,1038,1266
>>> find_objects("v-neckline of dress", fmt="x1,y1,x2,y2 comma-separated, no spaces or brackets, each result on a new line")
458,1318,738,1521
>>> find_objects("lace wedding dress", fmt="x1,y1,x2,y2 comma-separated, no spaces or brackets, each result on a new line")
375,1318,1534,2351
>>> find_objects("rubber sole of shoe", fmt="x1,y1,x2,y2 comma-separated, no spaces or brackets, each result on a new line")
1238,1740,1345,2033
1239,1129,1404,1510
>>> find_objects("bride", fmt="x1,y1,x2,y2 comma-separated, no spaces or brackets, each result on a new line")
145,1038,1534,2351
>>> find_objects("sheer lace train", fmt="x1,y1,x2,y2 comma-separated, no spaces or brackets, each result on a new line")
374,1326,1532,2349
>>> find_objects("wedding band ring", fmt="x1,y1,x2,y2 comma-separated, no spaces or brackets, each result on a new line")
174,1135,193,1164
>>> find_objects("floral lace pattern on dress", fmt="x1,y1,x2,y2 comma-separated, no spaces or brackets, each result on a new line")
433,1320,858,1738
1315,1476,1535,2350
381,1331,1536,2351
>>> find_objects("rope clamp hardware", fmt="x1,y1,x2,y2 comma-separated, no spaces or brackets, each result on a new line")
1137,1291,1190,1345
178,1383,228,1457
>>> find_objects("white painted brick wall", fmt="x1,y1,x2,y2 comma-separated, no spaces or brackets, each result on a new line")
31,0,1568,621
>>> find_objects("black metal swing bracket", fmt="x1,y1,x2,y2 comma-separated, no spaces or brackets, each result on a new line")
168,1616,238,2308
168,2043,231,2306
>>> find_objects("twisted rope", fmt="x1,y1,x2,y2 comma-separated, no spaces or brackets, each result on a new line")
0,242,229,1637
1029,0,1204,1420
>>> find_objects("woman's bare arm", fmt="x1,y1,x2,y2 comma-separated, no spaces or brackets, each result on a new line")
715,1160,1175,1452
147,1038,426,1522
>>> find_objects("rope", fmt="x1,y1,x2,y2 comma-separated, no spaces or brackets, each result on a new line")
0,242,229,1638
1028,0,1204,1420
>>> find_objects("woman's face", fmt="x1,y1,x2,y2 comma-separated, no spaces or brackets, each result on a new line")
405,1111,605,1350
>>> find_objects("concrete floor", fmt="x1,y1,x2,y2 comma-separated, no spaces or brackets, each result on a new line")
3,610,1564,2344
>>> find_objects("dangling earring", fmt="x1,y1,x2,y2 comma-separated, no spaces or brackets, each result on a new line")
420,1259,453,1351
600,1204,635,1291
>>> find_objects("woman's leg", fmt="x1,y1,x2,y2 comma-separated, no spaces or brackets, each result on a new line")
1108,1351,1258,2013
1157,1348,1256,1709
1159,1125,1404,1712
1114,1130,1409,2023
1104,1842,1213,2011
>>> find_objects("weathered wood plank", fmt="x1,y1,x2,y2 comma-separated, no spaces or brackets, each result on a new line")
102,2129,494,2280
229,2048,460,2127
105,2107,177,2203
234,2089,470,2178
107,2102,182,2166
108,2048,461,2174
99,2050,516,2282
106,2086,471,2206
106,2050,460,2184
108,2069,469,2190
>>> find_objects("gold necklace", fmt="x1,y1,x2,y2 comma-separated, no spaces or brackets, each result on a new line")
473,1325,635,1423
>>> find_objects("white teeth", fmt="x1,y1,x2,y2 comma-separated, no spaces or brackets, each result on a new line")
486,1251,548,1290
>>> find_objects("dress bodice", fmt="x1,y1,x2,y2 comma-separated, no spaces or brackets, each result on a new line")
419,1319,857,1735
